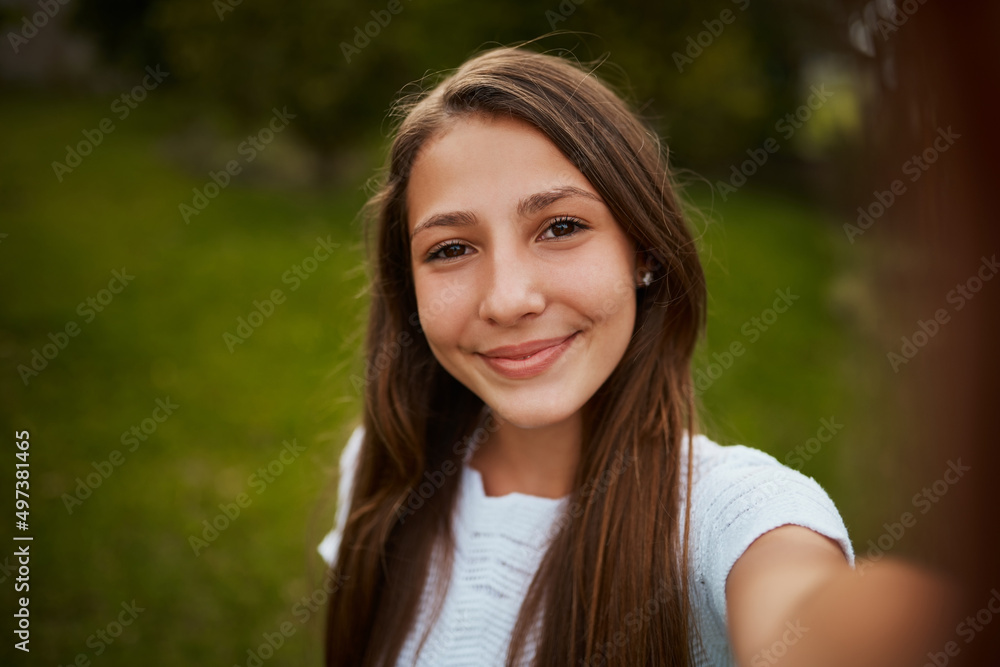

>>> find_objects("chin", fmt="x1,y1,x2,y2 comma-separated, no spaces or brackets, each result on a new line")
486,396,582,431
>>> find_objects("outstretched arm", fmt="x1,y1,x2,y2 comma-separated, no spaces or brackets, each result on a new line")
726,524,958,667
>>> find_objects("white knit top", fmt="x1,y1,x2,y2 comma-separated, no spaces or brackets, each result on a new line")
318,425,855,666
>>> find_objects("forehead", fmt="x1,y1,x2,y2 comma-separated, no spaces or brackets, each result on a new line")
405,115,595,232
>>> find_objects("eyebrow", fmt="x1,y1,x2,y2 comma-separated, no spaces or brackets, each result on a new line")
409,185,603,241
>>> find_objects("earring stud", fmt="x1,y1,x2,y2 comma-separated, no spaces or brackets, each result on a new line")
638,270,653,287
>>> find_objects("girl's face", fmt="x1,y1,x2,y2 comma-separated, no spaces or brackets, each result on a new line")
406,115,638,431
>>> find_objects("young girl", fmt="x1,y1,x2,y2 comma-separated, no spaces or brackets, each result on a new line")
318,46,947,667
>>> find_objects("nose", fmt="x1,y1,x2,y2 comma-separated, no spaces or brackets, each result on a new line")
478,246,546,327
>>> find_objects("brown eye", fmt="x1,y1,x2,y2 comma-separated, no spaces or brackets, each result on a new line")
550,220,574,236
427,242,471,262
540,217,588,240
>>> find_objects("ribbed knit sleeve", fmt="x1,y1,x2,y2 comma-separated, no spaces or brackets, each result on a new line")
318,424,365,568
684,434,855,665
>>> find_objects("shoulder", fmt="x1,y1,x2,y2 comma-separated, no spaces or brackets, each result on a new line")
338,423,365,476
686,432,799,484
331,423,365,505
684,434,851,539
317,424,365,566
682,433,854,650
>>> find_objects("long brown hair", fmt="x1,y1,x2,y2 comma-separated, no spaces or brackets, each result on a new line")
325,46,707,666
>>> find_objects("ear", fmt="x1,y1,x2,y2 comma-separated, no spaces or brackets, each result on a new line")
634,249,661,277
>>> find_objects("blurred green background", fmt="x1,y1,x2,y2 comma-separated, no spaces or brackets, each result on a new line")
0,0,906,664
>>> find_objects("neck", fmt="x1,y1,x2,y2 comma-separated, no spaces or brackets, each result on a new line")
470,410,581,499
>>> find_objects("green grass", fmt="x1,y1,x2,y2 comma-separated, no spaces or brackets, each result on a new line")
693,189,852,464
1,90,370,665
0,90,879,665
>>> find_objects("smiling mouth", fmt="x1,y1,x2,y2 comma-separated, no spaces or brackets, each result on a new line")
480,333,578,358
477,332,580,379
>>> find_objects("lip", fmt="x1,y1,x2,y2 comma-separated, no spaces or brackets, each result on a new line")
477,332,579,379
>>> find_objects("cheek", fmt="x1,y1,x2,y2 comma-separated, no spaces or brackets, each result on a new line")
568,252,636,328
415,275,473,348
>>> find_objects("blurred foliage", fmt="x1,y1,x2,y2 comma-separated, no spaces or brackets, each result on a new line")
65,0,863,181
71,0,165,68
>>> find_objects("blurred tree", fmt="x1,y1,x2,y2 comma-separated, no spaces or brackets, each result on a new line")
66,0,861,188
70,0,165,69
